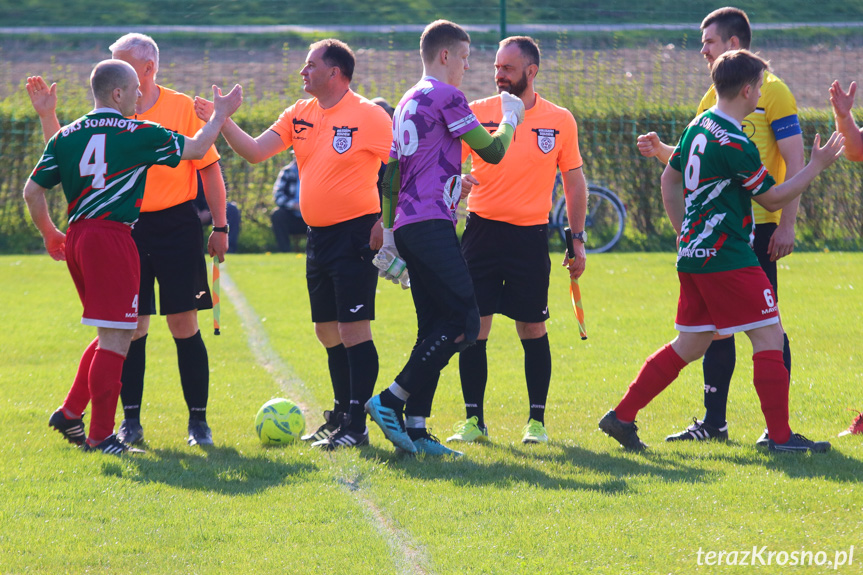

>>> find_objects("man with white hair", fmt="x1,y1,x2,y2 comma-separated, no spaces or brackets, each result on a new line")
28,33,230,447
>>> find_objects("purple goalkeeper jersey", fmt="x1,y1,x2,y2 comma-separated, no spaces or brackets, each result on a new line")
390,76,480,229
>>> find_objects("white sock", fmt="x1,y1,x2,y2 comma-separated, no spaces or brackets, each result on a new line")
405,416,426,429
388,382,410,402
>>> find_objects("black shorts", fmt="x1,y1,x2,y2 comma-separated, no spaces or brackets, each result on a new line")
306,214,378,324
753,222,779,299
461,213,551,323
395,219,480,345
133,201,212,316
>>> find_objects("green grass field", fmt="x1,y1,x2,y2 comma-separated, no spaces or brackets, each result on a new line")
2,252,861,574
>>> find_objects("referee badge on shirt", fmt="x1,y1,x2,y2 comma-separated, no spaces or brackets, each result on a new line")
533,128,559,154
332,126,357,154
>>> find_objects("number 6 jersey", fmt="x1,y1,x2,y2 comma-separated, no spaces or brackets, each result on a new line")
668,107,776,274
29,108,185,225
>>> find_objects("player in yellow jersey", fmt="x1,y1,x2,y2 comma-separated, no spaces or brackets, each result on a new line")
636,7,804,446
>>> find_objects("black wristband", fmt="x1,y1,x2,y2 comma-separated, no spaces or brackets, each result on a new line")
213,225,229,233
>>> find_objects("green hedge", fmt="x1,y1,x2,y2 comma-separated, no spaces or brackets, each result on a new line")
2,106,862,253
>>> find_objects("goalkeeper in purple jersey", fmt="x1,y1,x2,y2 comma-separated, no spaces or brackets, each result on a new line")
24,59,241,455
364,20,525,456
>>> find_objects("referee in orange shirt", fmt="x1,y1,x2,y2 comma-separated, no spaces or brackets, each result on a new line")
194,39,393,450
445,36,589,445
27,33,231,447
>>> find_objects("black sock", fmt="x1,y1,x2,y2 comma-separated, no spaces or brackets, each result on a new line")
326,343,351,414
120,334,147,420
458,339,488,427
407,427,428,441
405,373,439,419
346,340,378,432
380,388,405,411
175,330,209,422
523,334,551,425
702,336,735,429
783,332,792,380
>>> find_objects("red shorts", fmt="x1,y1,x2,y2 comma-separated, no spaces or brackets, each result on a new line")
65,220,140,330
675,267,780,335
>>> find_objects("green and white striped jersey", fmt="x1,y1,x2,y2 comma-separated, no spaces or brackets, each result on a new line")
669,107,776,274
29,108,185,225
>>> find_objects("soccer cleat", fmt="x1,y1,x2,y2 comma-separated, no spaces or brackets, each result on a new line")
48,410,86,446
364,394,416,453
312,427,369,450
446,416,490,443
83,434,145,456
521,419,549,444
117,418,144,445
300,410,340,442
755,429,770,447
187,420,214,446
768,433,831,453
665,418,728,442
411,430,463,457
838,409,863,437
598,410,647,451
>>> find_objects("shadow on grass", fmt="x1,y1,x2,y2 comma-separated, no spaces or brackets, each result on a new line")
355,442,709,494
700,445,863,482
100,444,318,495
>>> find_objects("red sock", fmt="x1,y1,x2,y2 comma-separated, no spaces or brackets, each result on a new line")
615,343,688,422
752,350,791,444
62,338,98,417
87,348,126,445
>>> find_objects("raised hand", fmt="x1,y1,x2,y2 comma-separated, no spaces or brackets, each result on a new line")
25,76,57,117
809,132,846,171
212,84,243,119
499,91,525,128
193,96,214,122
829,80,856,118
636,132,662,158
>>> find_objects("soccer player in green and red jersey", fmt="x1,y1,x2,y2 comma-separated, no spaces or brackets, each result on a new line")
25,59,241,455
638,8,805,445
599,50,841,453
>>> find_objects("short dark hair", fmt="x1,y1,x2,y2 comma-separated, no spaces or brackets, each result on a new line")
91,59,135,103
711,49,769,100
499,36,540,68
309,39,355,82
420,20,470,65
701,7,752,49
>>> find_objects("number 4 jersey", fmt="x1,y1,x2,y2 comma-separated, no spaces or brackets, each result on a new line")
29,108,185,225
669,107,776,274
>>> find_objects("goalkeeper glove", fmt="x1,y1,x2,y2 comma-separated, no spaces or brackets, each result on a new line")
499,91,525,129
373,228,411,289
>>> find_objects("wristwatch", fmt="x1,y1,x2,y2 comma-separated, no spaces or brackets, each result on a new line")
213,225,230,233
571,230,587,244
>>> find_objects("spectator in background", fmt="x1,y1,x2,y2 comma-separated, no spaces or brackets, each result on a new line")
271,153,307,252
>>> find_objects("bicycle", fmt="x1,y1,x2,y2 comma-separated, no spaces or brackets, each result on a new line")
547,173,626,254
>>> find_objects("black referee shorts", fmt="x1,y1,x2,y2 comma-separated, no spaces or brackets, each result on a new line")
753,222,779,299
462,212,552,323
395,218,480,345
133,200,212,316
306,213,378,324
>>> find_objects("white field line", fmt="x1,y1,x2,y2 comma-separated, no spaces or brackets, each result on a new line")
220,268,432,575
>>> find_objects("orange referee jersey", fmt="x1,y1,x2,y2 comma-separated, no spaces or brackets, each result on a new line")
269,90,392,227
463,93,582,226
133,86,221,212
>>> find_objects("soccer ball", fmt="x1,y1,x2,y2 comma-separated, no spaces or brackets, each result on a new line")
254,398,305,445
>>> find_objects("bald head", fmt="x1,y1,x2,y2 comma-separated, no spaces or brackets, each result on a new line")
90,59,138,106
